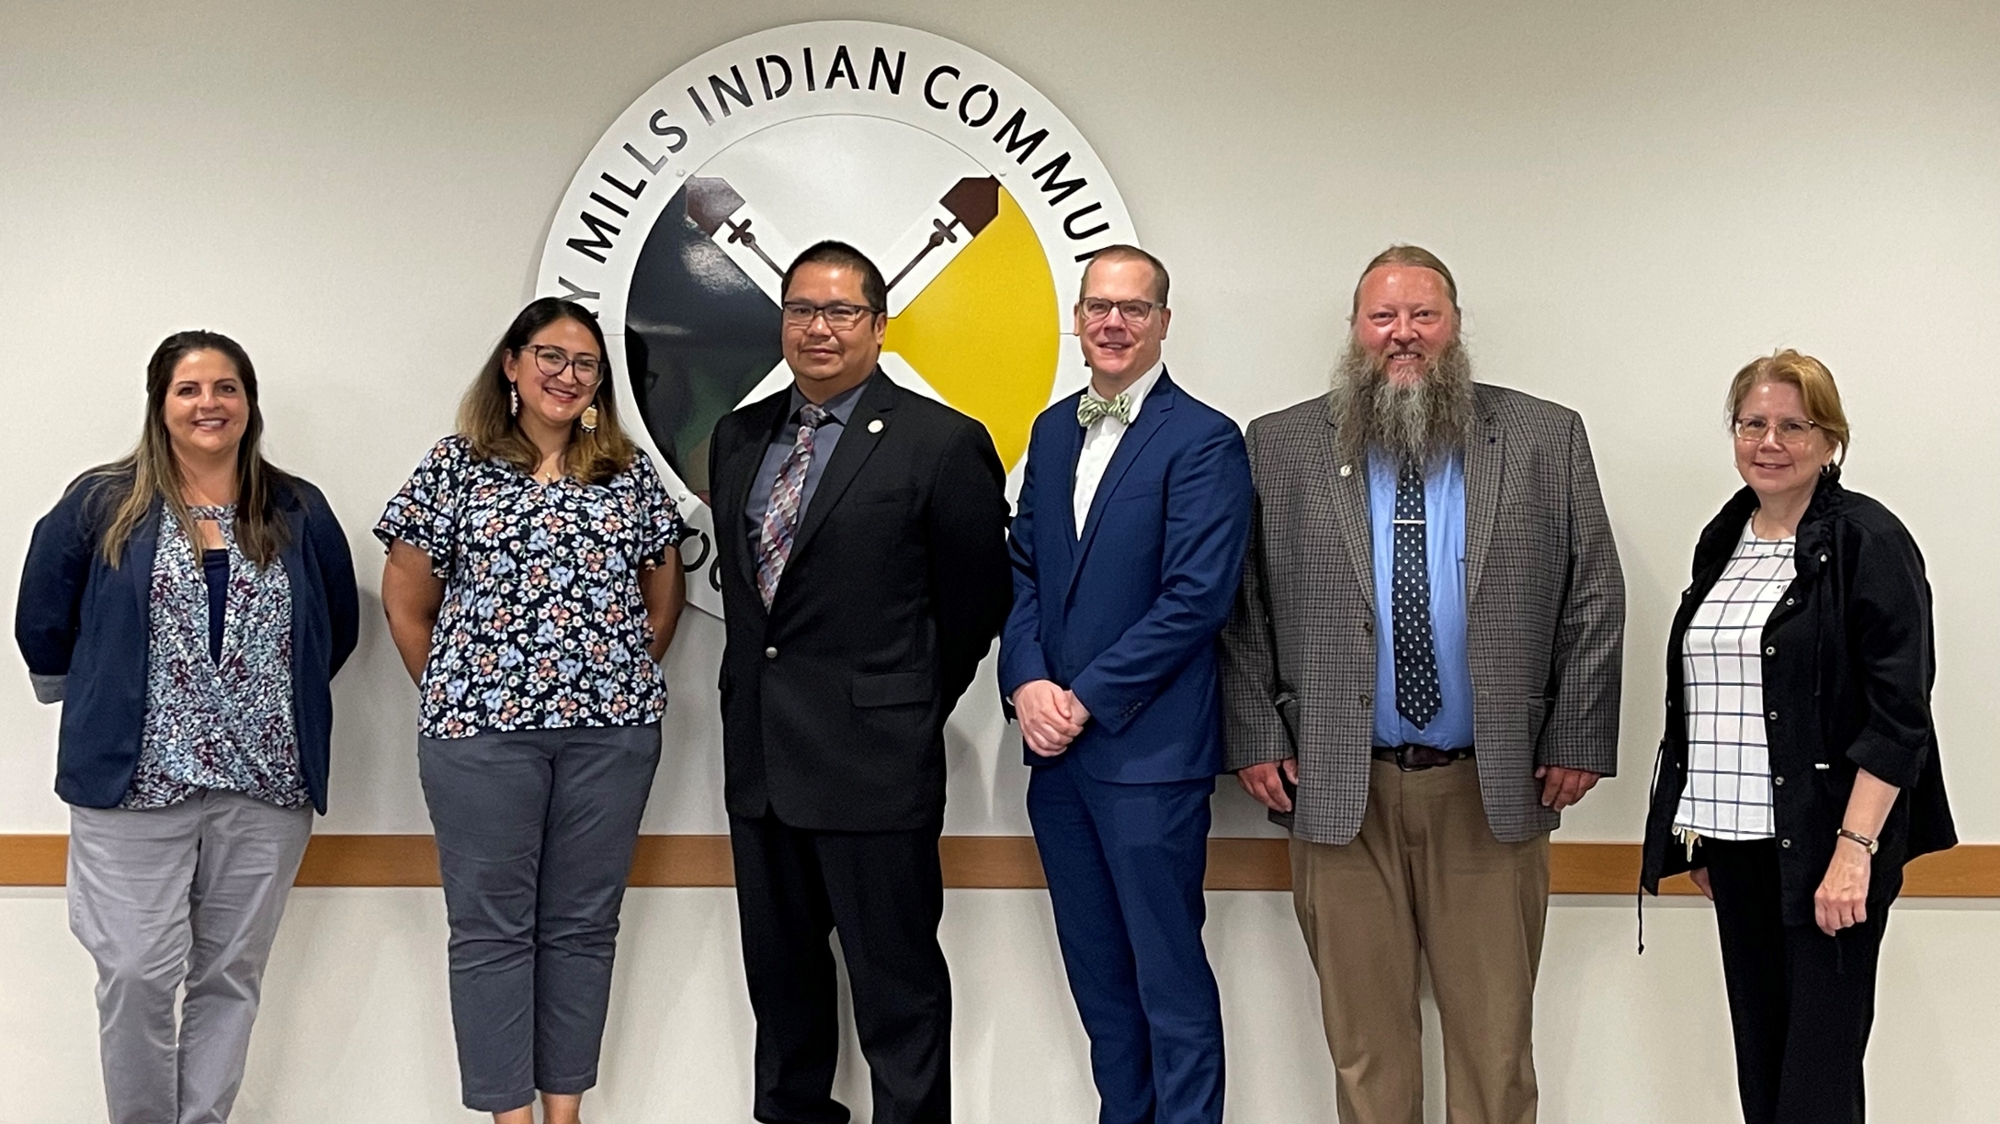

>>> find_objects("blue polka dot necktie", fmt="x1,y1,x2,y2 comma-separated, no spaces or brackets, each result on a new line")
1392,458,1441,729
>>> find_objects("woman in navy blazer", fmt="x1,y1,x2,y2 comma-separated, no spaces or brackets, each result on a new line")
15,330,357,1123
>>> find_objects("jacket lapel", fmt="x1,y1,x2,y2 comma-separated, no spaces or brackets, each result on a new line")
1462,385,1505,603
1321,407,1376,613
129,498,163,615
788,370,897,562
1068,371,1176,596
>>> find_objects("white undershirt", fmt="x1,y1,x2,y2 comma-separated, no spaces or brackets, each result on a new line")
1674,519,1797,841
1073,362,1163,537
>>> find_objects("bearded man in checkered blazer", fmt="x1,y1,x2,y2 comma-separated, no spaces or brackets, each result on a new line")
1220,245,1624,1124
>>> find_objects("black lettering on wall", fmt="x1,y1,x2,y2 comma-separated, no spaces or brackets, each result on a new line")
686,87,715,126
624,142,668,175
555,277,600,302
923,65,959,109
868,47,906,93
588,191,631,218
600,171,646,200
758,54,793,100
1030,152,1087,206
646,113,689,153
803,47,817,91
993,108,1048,164
1063,202,1110,241
709,66,754,116
826,45,859,89
567,211,623,264
958,84,999,128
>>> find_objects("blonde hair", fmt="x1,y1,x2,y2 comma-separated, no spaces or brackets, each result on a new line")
1726,349,1850,465
1350,244,1460,316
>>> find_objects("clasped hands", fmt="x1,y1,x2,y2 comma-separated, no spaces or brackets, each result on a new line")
1013,679,1092,757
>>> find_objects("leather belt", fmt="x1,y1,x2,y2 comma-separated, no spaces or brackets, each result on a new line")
1371,745,1475,771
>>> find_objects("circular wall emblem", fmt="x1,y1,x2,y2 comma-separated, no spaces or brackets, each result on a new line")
536,21,1135,616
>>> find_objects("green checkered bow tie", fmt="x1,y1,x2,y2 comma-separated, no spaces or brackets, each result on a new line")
1076,391,1133,428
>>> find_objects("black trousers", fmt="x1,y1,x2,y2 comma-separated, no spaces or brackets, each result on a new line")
1704,838,1890,1124
730,811,952,1124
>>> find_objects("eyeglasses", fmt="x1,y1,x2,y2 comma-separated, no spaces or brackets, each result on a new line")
1078,297,1161,324
520,344,603,386
1732,416,1820,444
781,301,879,330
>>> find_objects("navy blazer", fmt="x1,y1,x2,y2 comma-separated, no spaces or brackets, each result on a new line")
15,471,360,812
999,370,1253,783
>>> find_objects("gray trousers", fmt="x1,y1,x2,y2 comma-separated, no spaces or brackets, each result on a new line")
417,722,662,1112
67,790,313,1124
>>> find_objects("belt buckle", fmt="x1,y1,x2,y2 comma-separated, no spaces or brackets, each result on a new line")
1393,746,1428,772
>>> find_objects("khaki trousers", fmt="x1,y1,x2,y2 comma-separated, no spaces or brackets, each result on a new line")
1291,759,1550,1124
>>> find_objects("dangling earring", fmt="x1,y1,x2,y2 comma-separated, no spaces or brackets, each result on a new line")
510,386,520,417
580,403,599,433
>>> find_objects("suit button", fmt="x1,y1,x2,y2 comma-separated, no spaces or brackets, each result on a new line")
1360,692,1372,705
1765,646,1776,656
764,647,778,660
1768,711,1778,721
1781,838,1792,848
1774,776,1785,786
1363,619,1375,634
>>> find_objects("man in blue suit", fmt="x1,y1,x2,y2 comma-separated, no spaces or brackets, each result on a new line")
999,245,1253,1124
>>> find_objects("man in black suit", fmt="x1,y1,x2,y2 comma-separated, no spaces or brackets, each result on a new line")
708,241,1012,1124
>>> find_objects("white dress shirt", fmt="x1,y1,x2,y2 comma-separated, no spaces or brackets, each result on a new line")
1072,362,1164,537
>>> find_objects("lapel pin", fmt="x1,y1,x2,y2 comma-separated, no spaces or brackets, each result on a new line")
1339,465,1352,477
868,419,884,434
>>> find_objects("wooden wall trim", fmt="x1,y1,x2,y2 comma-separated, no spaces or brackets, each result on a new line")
2,835,1994,895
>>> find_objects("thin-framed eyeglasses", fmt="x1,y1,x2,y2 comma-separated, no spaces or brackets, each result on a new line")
1078,297,1161,324
521,344,603,386
781,301,879,330
1731,416,1820,444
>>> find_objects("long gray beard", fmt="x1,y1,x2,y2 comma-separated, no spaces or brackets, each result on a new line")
1327,338,1475,465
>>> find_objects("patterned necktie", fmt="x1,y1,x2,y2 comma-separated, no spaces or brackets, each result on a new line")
1392,457,1442,729
1076,391,1133,428
754,403,830,608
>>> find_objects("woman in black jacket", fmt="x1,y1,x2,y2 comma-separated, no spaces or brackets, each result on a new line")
1640,349,1954,1124
15,330,358,1123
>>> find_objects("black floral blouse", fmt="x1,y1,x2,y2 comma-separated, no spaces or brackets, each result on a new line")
375,436,687,739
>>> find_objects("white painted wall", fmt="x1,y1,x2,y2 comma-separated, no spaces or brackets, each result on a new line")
3,0,1995,1119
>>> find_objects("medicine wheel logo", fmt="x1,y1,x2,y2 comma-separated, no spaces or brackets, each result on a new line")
536,21,1135,616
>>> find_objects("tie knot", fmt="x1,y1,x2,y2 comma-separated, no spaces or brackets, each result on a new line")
795,403,830,429
1077,391,1133,428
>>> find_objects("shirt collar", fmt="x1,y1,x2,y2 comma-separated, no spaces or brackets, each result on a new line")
1087,361,1165,423
788,374,871,427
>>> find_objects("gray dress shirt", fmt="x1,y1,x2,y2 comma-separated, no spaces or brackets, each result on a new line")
744,377,870,547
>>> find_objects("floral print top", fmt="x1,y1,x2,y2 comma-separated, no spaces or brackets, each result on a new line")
375,435,687,739
127,504,307,810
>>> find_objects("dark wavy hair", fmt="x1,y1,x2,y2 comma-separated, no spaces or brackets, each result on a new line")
457,297,637,485
92,330,293,568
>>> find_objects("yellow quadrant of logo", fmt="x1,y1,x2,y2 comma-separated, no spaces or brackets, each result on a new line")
883,187,1057,472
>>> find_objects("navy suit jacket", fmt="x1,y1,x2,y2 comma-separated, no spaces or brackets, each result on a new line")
15,471,359,811
999,370,1253,783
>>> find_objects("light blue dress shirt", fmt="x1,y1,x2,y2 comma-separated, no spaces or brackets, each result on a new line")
1367,449,1475,749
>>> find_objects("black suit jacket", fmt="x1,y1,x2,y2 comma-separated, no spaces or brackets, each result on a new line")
708,371,1012,831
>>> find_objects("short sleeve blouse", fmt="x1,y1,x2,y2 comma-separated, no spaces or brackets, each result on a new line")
375,435,687,739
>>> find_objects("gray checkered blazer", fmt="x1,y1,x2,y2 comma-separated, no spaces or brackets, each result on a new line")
1220,384,1624,845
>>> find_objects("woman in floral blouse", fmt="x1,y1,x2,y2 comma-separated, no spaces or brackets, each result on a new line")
16,330,359,1123
378,297,687,1124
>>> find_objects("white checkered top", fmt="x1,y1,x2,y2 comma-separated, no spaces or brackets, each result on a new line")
1673,519,1796,841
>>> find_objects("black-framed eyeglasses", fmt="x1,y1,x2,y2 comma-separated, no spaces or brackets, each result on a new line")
520,344,603,386
781,301,880,330
1078,297,1161,324
1731,416,1819,443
